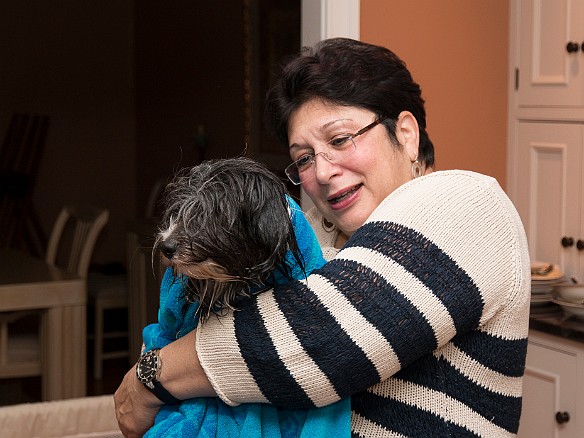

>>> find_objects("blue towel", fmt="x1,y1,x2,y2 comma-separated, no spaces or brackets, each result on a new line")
142,197,351,438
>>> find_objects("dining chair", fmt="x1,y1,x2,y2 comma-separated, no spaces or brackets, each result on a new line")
88,268,129,380
48,204,132,384
0,205,109,395
45,205,109,277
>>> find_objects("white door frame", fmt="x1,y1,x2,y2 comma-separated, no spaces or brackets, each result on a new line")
301,0,360,47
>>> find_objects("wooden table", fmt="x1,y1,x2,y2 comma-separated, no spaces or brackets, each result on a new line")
0,249,86,400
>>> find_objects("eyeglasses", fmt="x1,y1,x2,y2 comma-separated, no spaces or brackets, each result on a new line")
285,118,387,185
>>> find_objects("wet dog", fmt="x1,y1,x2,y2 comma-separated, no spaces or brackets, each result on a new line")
154,157,306,321
142,159,345,438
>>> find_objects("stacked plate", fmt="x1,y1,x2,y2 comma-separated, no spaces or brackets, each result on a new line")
551,282,584,319
530,261,564,316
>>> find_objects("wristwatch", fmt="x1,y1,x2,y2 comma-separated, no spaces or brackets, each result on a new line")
135,349,181,405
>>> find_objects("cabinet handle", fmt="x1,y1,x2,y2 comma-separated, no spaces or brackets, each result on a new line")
566,41,579,53
555,411,570,424
562,237,574,247
578,240,584,251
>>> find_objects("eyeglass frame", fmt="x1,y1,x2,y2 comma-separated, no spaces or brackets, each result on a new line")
284,117,388,185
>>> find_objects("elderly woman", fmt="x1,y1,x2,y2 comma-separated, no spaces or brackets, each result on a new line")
116,38,530,438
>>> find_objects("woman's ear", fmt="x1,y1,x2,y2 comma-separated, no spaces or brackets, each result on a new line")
396,111,420,161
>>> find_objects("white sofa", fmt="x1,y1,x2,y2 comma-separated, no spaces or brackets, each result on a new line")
0,395,122,438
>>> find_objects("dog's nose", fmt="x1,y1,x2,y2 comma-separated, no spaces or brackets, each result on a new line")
160,239,179,259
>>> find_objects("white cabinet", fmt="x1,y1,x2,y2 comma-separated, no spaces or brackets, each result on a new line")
519,331,583,437
510,1,584,435
516,0,584,107
509,0,584,282
514,121,584,280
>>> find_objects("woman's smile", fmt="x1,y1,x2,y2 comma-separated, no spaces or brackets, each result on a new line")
328,183,362,209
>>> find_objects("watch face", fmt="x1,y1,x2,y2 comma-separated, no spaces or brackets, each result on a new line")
136,349,160,384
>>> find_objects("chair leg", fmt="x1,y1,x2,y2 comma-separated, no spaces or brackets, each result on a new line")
93,302,104,380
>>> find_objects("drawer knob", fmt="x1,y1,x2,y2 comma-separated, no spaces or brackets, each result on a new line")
556,411,570,424
562,237,574,247
578,240,584,251
566,41,579,53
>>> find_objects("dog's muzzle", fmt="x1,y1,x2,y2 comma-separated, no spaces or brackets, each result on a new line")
160,238,179,259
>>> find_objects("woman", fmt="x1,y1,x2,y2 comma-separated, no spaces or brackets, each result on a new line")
115,38,530,437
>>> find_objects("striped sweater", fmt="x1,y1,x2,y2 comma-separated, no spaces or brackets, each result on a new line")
197,170,531,437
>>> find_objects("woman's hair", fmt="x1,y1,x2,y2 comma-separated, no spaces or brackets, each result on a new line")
265,38,435,167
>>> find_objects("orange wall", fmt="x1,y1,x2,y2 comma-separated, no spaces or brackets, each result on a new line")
361,0,509,188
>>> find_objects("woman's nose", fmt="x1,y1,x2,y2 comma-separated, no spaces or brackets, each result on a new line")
313,152,339,182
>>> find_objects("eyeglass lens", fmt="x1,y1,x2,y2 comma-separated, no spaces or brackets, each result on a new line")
285,118,385,185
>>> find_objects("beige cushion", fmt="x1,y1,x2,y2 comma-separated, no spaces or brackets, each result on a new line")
0,395,122,438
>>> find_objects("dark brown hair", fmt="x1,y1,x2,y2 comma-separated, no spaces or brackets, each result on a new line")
265,37,435,167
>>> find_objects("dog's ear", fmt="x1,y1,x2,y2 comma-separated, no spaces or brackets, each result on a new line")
239,183,295,282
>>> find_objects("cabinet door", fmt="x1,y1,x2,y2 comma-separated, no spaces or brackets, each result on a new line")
514,122,582,278
517,0,584,107
519,341,578,437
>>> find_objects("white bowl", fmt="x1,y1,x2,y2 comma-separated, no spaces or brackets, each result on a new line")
552,297,584,319
553,283,584,304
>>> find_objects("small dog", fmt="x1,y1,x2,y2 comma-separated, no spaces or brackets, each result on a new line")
155,157,306,321
144,158,345,438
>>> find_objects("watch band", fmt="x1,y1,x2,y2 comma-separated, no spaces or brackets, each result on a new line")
136,349,181,405
145,379,181,405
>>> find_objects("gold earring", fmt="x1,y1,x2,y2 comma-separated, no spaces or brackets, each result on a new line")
411,156,423,179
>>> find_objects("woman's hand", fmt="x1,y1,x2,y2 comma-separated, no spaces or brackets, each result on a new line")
114,365,162,438
114,330,216,437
